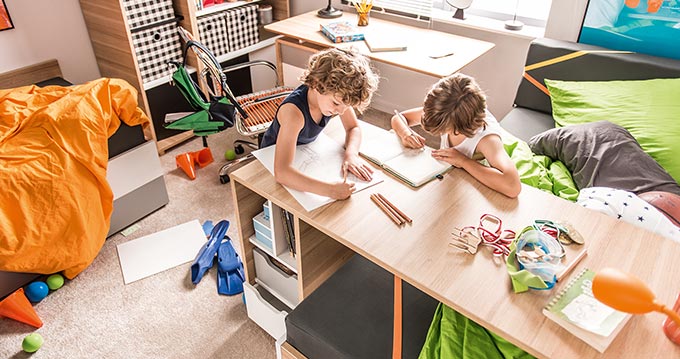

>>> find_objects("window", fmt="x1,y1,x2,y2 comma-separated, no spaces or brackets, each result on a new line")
433,0,552,26
342,0,435,21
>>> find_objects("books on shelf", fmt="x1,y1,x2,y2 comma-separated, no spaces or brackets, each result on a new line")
542,268,632,353
359,122,450,188
363,34,407,52
320,21,365,43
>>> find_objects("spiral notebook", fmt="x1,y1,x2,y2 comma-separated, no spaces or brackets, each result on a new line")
542,268,631,353
358,122,451,187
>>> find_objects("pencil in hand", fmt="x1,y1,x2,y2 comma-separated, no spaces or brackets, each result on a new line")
394,110,424,148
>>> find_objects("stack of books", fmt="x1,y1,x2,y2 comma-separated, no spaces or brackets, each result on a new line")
320,21,364,43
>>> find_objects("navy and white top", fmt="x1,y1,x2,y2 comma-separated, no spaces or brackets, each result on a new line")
259,85,332,148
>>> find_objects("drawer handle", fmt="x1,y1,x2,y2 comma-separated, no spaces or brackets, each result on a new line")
153,32,162,41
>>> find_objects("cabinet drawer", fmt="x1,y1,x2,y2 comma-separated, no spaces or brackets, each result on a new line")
224,4,259,52
197,12,230,58
253,247,299,308
243,282,290,340
131,21,182,84
123,0,175,30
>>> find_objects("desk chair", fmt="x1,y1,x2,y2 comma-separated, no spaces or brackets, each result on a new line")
170,27,293,183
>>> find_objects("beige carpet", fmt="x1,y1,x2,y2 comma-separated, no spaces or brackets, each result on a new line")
0,109,399,359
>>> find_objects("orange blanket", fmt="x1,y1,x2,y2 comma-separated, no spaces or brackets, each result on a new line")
0,78,150,278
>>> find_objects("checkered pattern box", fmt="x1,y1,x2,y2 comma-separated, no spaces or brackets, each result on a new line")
224,4,259,52
131,21,183,84
123,0,175,30
197,12,230,58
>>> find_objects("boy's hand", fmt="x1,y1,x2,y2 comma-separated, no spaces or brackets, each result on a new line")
329,181,356,200
343,155,374,181
431,148,466,167
400,132,426,149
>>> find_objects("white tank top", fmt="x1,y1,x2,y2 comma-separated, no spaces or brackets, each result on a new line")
439,110,502,159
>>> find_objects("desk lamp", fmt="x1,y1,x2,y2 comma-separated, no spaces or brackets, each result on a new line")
593,267,680,344
318,0,343,18
505,0,524,30
446,0,473,20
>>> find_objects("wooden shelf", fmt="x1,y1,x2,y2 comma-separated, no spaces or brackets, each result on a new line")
196,0,261,17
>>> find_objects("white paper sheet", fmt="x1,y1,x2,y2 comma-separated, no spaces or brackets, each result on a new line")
116,220,207,284
252,132,384,211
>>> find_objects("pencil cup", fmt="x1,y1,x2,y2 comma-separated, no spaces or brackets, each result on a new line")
357,11,369,26
663,292,680,345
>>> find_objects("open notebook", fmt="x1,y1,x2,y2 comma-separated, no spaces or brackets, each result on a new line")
359,122,451,187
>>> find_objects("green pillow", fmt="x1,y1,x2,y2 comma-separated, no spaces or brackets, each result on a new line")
545,78,680,184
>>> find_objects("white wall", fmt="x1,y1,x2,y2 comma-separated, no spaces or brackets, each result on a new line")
0,0,99,84
545,0,589,41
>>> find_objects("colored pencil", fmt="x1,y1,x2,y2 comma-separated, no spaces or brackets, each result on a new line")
370,194,402,226
377,193,412,223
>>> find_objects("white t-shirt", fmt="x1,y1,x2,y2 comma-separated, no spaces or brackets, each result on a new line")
439,110,502,159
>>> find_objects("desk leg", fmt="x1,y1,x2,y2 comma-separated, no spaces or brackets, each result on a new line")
393,276,402,359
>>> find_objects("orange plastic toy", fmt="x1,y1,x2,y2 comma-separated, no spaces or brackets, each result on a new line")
0,288,43,328
593,268,680,344
176,148,214,180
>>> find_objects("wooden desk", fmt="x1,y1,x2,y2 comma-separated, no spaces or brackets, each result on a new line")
264,10,495,79
231,121,680,358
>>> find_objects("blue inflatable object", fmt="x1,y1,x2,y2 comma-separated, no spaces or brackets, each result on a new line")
25,281,49,302
191,220,229,285
217,238,245,295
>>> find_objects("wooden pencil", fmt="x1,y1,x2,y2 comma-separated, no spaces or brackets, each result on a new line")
374,194,404,225
370,194,403,226
556,246,588,281
377,193,412,223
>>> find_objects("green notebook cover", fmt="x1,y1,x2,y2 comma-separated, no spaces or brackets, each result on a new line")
542,268,631,352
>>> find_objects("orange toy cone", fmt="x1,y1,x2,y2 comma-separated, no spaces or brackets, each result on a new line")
176,153,196,180
190,148,214,168
0,288,43,328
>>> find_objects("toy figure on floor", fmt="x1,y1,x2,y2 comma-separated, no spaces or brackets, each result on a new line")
191,220,245,295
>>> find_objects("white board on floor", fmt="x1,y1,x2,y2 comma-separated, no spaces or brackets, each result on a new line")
117,220,206,284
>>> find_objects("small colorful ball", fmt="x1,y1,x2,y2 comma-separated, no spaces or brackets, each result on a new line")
22,333,44,353
225,149,237,161
46,274,65,290
25,281,49,302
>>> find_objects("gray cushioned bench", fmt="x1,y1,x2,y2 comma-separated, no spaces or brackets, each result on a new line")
285,254,438,359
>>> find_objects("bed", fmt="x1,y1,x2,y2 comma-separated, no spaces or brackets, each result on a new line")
0,60,169,298
281,38,680,359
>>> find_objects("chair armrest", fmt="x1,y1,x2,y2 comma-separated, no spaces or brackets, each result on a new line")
222,60,281,87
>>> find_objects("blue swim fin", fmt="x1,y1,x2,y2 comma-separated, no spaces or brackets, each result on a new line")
217,238,245,295
191,220,229,285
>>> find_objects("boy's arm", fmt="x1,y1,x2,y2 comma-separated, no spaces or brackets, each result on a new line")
391,107,426,148
339,109,373,181
463,135,521,198
273,104,355,199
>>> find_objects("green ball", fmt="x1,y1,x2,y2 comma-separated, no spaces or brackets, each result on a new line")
22,333,43,353
46,274,64,290
225,149,237,161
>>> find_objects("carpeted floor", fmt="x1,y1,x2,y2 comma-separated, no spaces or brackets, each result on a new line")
0,109,397,359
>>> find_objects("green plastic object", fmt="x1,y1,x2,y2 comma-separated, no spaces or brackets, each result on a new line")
22,333,44,353
46,274,64,290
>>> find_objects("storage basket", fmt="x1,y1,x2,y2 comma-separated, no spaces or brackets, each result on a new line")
131,21,183,84
197,12,230,58
224,4,259,52
123,0,175,30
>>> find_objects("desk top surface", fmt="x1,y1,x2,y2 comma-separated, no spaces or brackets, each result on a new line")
265,11,495,78
231,120,680,358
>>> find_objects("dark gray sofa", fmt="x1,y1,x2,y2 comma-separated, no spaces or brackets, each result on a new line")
501,37,680,142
